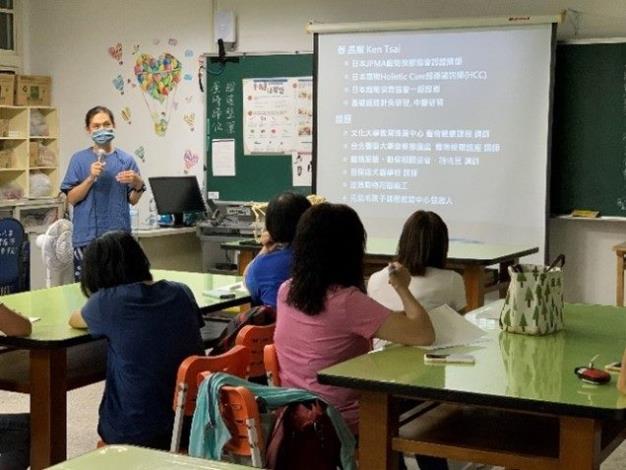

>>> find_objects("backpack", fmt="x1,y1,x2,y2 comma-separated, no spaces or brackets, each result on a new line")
265,399,342,470
209,305,276,356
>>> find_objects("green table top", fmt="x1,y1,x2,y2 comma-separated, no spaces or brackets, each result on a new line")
0,270,248,349
222,238,538,265
46,445,252,469
319,300,626,419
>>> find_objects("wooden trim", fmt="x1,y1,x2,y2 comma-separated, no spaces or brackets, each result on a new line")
463,265,485,310
30,349,67,470
395,404,559,469
358,391,400,470
558,417,601,469
393,438,558,470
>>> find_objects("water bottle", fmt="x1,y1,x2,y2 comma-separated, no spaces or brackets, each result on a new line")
148,198,159,228
129,205,139,231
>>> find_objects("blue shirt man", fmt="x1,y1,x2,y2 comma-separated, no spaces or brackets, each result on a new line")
61,148,140,247
61,106,145,280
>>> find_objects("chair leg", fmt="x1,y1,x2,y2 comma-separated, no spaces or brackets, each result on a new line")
170,384,188,453
246,417,264,468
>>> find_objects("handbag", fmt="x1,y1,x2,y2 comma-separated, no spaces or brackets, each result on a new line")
499,255,565,335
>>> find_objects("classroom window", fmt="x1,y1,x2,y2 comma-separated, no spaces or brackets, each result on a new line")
0,1,14,52
0,0,20,70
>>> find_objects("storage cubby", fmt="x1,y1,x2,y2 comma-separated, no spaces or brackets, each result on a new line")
0,170,28,200
0,106,29,139
0,139,28,169
29,106,58,138
0,105,60,201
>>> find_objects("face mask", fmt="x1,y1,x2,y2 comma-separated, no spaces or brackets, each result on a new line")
91,128,115,145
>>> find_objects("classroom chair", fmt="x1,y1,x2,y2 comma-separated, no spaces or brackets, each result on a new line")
263,344,281,386
235,324,275,380
169,345,251,453
0,217,29,295
197,374,265,468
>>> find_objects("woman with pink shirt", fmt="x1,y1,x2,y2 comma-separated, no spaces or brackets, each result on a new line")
274,203,444,469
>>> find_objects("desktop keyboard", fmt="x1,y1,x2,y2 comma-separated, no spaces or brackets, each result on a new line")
238,239,262,247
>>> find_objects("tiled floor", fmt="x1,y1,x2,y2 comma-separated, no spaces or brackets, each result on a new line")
2,383,626,468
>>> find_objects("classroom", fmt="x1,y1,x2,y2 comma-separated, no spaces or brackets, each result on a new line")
2,0,626,469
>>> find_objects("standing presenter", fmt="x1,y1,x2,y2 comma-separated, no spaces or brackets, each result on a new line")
61,105,145,279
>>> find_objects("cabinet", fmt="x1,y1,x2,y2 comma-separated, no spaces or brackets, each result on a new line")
0,105,59,200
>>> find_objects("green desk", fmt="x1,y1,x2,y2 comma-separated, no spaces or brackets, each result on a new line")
318,301,626,470
0,270,249,470
222,238,539,310
46,444,252,469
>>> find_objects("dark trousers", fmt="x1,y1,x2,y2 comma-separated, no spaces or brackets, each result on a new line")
73,245,86,281
0,413,30,470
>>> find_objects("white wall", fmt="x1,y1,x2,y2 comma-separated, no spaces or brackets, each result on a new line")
24,0,626,304
216,0,626,50
25,0,213,225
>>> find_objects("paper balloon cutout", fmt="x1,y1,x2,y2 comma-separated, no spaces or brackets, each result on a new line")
183,149,199,174
134,146,145,163
184,113,195,131
112,75,124,95
168,38,178,46
108,42,123,65
134,52,182,136
121,106,131,124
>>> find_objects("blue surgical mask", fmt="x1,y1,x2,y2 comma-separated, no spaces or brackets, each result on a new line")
91,128,115,145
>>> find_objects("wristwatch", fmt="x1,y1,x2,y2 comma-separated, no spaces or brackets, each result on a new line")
134,183,147,193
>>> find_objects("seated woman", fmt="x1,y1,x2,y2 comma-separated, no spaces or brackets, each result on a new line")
274,203,435,434
368,210,466,314
68,231,204,449
0,306,31,470
244,192,311,309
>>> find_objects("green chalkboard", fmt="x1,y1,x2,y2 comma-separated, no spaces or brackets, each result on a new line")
551,42,626,216
205,53,313,202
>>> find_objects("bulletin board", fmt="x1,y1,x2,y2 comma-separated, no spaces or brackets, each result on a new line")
205,53,313,202
551,41,626,216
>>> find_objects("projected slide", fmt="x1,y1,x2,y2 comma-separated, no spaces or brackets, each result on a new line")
316,25,553,258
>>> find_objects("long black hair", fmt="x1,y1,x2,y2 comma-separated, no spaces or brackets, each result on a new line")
80,231,152,297
265,192,311,244
397,210,448,276
286,203,366,315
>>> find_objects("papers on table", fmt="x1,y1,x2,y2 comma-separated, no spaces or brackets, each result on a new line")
202,282,248,299
372,304,487,352
418,304,486,350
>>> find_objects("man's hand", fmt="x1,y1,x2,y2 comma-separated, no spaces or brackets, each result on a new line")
90,161,105,179
116,170,142,189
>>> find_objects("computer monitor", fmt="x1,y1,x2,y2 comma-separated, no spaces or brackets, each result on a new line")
148,176,206,226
